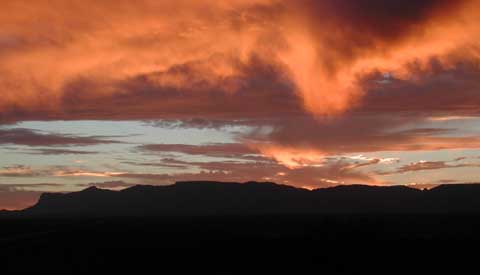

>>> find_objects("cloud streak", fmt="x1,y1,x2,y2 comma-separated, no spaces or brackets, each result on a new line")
380,159,480,175
0,128,121,147
138,143,262,161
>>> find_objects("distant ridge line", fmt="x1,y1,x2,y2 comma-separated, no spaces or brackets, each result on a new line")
3,181,480,217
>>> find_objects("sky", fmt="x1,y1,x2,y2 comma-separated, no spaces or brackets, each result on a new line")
2,0,480,209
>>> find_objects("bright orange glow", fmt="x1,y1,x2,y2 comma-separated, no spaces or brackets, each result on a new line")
0,0,479,120
257,145,326,168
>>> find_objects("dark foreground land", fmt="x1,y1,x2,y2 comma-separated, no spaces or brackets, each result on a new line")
3,182,480,274
1,215,480,274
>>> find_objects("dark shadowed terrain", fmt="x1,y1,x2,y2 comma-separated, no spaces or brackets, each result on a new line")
2,181,480,274
17,181,480,216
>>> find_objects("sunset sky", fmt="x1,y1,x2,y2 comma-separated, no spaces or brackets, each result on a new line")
2,0,480,209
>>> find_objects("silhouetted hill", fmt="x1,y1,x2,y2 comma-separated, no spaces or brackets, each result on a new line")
4,182,480,273
16,181,480,217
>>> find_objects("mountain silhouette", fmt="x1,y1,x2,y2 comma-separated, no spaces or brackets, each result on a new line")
12,181,480,217
3,181,480,274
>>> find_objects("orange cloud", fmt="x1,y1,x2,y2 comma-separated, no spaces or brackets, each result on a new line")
0,0,479,122
279,0,480,115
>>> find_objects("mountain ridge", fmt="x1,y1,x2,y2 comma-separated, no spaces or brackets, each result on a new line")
5,181,480,217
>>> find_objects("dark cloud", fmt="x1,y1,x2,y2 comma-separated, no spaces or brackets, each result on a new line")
121,160,190,170
144,118,256,130
240,115,480,160
379,160,480,175
22,148,98,155
287,0,467,72
138,143,261,160
0,128,121,147
360,58,480,115
0,55,302,123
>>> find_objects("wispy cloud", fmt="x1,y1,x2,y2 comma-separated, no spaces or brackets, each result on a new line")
379,159,480,175
0,128,121,147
